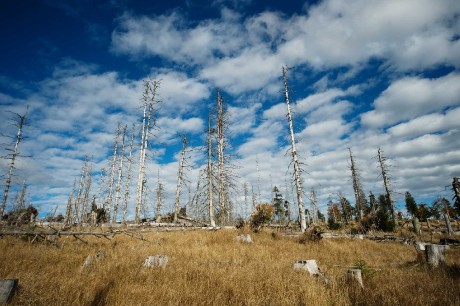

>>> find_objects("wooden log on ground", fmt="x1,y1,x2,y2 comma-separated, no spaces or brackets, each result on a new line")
0,279,18,304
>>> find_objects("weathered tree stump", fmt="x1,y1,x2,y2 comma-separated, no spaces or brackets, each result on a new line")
425,244,448,268
346,269,364,289
0,279,18,304
293,260,329,284
81,251,106,271
236,234,253,243
444,213,453,236
413,218,421,235
143,255,168,268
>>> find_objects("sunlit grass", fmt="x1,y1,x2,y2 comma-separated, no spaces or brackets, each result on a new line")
1,228,459,305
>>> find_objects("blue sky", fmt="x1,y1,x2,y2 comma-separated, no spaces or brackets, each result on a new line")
1,0,459,219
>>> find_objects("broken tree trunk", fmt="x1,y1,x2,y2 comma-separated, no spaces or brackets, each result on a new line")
174,135,187,222
122,125,135,224
216,91,226,224
1,108,28,217
282,66,306,232
207,114,216,227
107,124,120,221
112,125,127,223
135,80,158,223
377,147,396,230
81,159,93,223
349,148,365,220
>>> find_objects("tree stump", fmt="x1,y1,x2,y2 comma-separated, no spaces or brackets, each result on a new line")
425,244,447,268
236,234,253,243
143,255,168,268
293,260,329,284
0,279,18,304
413,218,421,235
346,269,364,289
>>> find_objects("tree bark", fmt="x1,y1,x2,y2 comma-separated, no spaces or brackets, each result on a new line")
174,135,187,222
282,66,307,232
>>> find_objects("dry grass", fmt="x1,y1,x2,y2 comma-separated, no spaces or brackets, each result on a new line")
1,228,459,306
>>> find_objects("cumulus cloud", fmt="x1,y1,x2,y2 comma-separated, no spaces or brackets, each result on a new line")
361,73,460,128
112,0,460,94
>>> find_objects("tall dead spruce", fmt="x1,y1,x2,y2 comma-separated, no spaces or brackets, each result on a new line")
174,135,188,222
377,147,396,230
1,108,28,217
135,80,158,223
155,169,165,222
282,66,307,232
207,114,216,227
216,91,228,224
112,125,127,223
349,148,366,220
122,125,135,224
106,124,120,219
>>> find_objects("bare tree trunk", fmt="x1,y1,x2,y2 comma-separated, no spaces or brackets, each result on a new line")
107,124,120,221
338,193,349,224
207,114,216,227
17,179,27,211
135,80,158,223
174,135,187,222
243,181,249,218
377,147,396,230
310,189,319,225
112,125,127,223
349,148,364,220
256,155,261,204
97,168,106,209
81,159,93,223
64,178,76,226
282,66,307,232
217,91,226,224
74,157,88,224
122,125,135,224
1,109,28,216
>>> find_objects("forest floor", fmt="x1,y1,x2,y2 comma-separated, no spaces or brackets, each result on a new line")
1,224,459,306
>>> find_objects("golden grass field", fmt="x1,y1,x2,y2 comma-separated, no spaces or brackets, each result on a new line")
1,227,459,306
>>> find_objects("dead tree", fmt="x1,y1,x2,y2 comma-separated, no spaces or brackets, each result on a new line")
243,181,249,217
16,179,27,211
107,124,120,220
73,157,88,224
282,66,307,232
453,177,460,214
206,114,216,227
112,125,127,223
256,155,262,204
135,80,158,223
122,125,135,224
251,185,257,211
1,108,28,217
174,135,187,222
377,147,396,230
81,159,93,223
64,178,77,226
216,91,227,224
309,189,319,225
349,148,365,220
154,169,164,222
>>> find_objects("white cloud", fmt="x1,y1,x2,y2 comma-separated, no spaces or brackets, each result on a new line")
362,73,460,128
111,0,460,95
388,107,460,138
151,70,210,114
